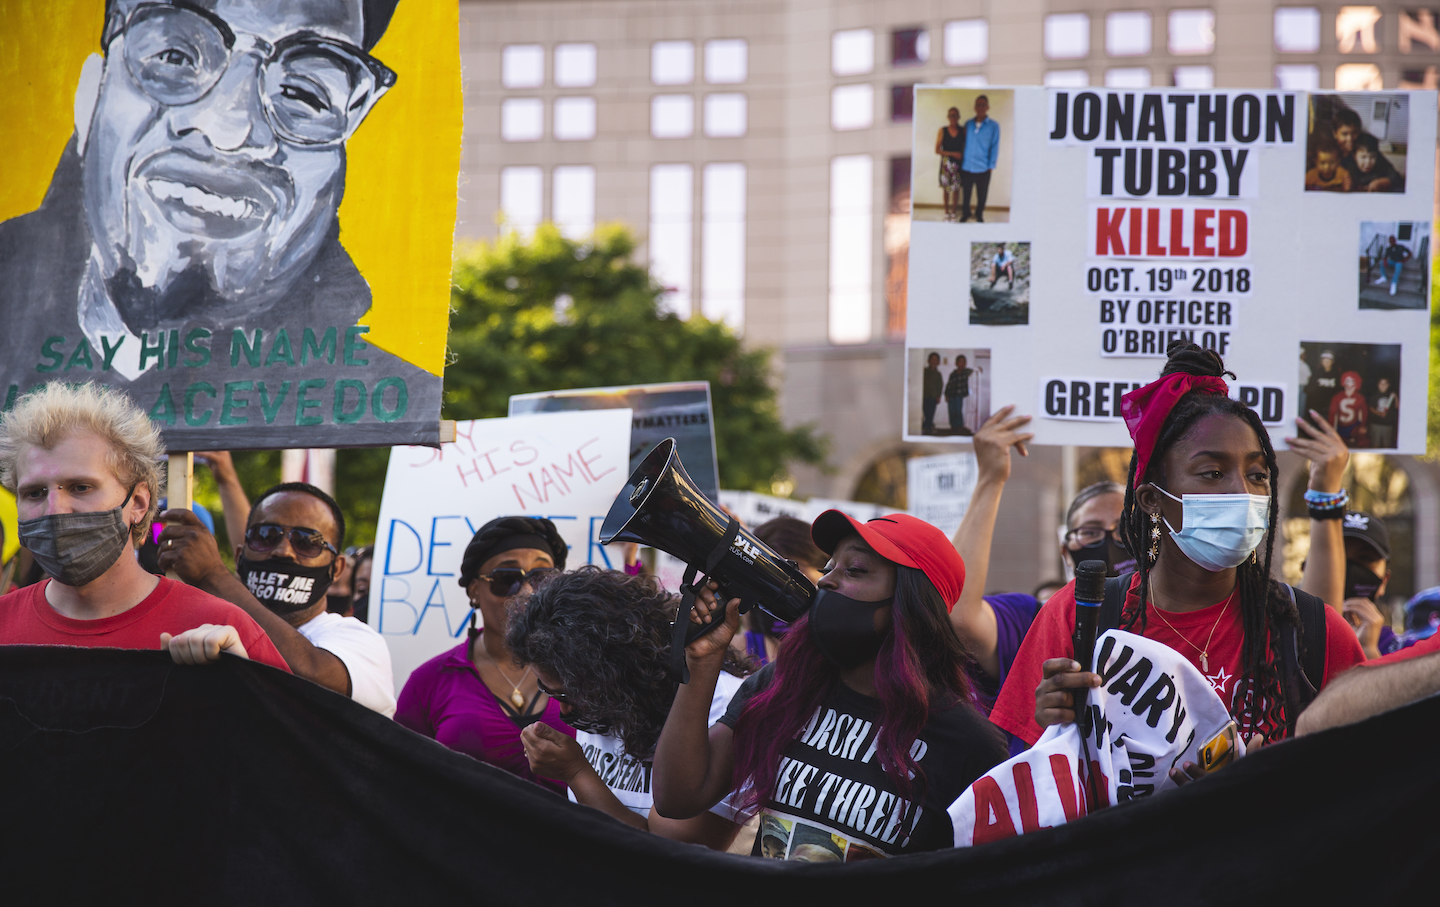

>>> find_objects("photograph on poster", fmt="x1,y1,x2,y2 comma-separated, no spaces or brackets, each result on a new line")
970,241,1029,325
907,347,991,438
1305,93,1408,193
911,88,1014,223
1357,221,1429,310
1298,342,1401,449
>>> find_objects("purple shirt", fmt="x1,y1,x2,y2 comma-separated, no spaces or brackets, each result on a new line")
395,632,575,795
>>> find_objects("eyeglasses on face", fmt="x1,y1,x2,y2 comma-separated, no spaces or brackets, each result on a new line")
105,1,396,147
534,678,570,703
245,523,338,559
477,567,556,598
1065,526,1128,550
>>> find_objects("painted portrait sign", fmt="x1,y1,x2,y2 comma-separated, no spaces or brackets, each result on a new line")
0,0,459,448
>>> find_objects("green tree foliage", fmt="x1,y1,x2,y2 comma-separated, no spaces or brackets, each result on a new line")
445,224,826,490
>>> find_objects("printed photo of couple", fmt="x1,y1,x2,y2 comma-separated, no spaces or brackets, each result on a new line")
1298,342,1401,450
1304,93,1408,194
911,88,1014,223
906,347,992,439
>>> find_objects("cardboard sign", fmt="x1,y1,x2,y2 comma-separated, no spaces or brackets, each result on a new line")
0,0,459,448
949,629,1245,846
906,87,1435,453
906,452,978,536
369,410,631,692
510,382,720,502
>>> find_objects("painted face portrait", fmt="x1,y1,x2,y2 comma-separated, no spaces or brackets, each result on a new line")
81,0,393,333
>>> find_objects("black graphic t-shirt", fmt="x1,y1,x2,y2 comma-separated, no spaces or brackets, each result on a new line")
720,664,1006,860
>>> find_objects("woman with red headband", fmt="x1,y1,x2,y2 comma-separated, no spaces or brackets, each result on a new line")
991,344,1365,774
651,511,1006,859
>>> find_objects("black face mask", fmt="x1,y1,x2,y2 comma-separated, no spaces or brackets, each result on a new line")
238,555,334,616
1345,561,1384,603
1068,535,1135,578
808,589,892,669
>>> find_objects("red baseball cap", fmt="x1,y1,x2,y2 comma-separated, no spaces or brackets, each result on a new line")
810,510,966,611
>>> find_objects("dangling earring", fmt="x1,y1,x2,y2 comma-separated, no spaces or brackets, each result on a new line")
1149,513,1161,563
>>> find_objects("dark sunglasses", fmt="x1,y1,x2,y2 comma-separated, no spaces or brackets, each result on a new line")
245,523,338,559
535,678,570,703
477,567,556,598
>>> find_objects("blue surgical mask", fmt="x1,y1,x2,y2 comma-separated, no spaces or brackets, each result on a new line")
1155,486,1269,572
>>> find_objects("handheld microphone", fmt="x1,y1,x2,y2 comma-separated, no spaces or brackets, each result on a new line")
1072,560,1106,733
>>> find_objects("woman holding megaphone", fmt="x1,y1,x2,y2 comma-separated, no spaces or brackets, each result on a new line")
652,511,1007,860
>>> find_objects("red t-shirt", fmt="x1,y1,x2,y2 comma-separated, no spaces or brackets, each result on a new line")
991,576,1364,745
0,577,291,672
1370,630,1440,667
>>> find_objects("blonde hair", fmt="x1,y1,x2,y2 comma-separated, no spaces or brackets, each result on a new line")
0,382,166,543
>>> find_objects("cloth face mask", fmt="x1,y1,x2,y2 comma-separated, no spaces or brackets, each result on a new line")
1345,561,1384,602
19,490,137,587
238,555,334,616
807,588,893,669
1068,534,1136,578
1156,486,1270,572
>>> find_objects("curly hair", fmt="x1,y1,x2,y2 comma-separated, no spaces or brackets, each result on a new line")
1117,342,1298,742
506,566,747,758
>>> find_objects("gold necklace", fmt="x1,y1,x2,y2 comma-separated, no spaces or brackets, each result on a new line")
1149,590,1233,673
479,642,532,710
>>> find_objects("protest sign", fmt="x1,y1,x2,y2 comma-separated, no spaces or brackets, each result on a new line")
511,382,720,502
906,452,978,536
949,629,1243,846
805,498,891,522
718,490,809,526
0,0,459,448
370,410,631,691
906,87,1435,453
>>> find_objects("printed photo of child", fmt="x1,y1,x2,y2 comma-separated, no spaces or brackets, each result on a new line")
906,347,992,440
1358,221,1429,310
1305,93,1408,194
1298,341,1401,449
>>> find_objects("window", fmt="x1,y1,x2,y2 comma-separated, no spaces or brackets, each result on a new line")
1106,11,1152,57
945,74,988,87
705,39,747,84
1106,67,1151,88
1169,10,1216,55
1173,65,1215,88
1400,10,1440,54
555,43,597,87
704,93,747,137
829,155,872,345
1274,8,1321,53
1045,13,1090,60
831,83,874,131
500,166,542,237
944,19,987,66
1044,69,1090,87
833,28,875,76
1336,63,1383,90
651,94,694,138
552,166,595,239
702,163,746,328
1275,64,1321,90
502,44,544,88
501,98,544,141
652,40,694,85
891,85,915,122
649,164,693,317
553,97,596,140
892,28,929,67
1336,6,1382,54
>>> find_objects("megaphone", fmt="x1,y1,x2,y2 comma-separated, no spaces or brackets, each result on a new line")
600,438,817,681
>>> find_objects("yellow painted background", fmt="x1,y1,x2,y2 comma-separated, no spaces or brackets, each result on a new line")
0,0,459,377
0,490,16,563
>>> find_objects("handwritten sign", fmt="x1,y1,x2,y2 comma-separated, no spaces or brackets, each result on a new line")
369,410,632,691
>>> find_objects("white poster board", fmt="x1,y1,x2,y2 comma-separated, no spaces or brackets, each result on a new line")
369,410,632,692
718,490,809,526
907,452,978,536
905,87,1435,453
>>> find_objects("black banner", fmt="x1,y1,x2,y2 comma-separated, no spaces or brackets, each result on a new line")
0,647,1429,904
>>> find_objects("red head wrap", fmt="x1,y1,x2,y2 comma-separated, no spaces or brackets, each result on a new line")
1120,373,1229,487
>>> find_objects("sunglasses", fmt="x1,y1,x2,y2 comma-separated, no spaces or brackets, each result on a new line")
477,567,556,598
245,523,338,559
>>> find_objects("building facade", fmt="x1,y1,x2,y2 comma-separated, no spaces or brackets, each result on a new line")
457,0,1439,600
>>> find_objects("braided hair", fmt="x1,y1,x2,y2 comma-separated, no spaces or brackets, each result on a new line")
1116,342,1299,743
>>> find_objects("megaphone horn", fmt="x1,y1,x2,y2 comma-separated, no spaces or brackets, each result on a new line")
600,439,817,682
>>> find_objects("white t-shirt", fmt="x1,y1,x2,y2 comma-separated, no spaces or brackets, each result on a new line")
296,611,397,718
993,249,1014,267
570,670,746,819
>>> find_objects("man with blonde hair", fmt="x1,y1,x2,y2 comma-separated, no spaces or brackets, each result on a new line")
0,382,288,670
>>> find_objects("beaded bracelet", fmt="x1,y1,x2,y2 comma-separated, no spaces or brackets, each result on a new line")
1303,488,1349,507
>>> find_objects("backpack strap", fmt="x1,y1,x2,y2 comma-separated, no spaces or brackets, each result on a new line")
1280,584,1328,735
1099,571,1133,633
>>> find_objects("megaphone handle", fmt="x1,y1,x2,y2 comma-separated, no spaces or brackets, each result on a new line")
671,517,741,684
